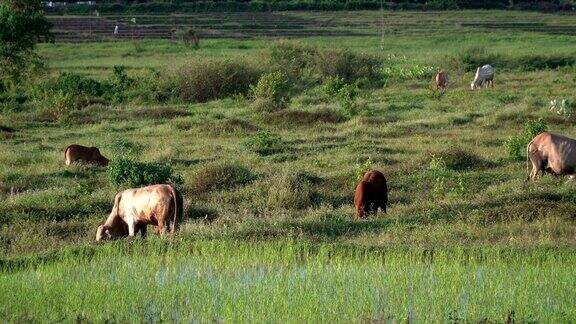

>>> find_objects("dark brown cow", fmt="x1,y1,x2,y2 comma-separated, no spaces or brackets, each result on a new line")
64,144,109,166
96,184,183,241
354,170,388,219
527,132,576,181
434,70,448,90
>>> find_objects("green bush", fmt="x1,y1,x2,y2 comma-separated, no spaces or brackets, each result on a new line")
323,77,360,117
107,159,183,188
245,130,283,156
314,49,382,85
158,58,260,103
322,76,347,97
264,41,317,82
266,171,315,210
40,72,109,98
190,162,256,193
428,154,469,198
264,42,381,87
449,46,502,72
107,65,133,104
250,71,290,112
504,118,548,160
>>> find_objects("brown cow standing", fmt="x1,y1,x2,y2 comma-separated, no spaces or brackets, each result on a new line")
354,170,388,219
96,184,183,241
527,132,576,181
64,144,109,166
434,70,448,90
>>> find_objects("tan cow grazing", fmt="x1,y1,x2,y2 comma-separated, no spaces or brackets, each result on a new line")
354,170,388,219
96,184,183,241
64,144,109,166
527,132,576,181
434,70,448,90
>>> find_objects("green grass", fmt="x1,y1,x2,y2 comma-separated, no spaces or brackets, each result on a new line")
2,10,576,322
1,239,575,322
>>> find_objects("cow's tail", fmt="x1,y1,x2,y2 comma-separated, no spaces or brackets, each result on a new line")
64,145,71,165
168,185,179,234
526,139,535,182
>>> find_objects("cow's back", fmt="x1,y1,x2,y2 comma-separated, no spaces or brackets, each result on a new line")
119,185,174,224
531,132,576,174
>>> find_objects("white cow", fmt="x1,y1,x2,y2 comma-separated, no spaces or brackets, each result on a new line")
470,64,495,90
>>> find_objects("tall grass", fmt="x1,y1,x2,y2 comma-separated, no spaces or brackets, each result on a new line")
0,240,574,322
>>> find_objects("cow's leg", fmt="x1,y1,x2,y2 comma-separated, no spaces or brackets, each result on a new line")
136,223,147,238
157,219,167,237
126,217,136,237
379,199,387,214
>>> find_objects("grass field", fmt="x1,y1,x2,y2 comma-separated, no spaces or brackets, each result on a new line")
1,10,576,322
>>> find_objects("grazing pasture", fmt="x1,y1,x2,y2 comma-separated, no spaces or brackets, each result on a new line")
1,10,576,322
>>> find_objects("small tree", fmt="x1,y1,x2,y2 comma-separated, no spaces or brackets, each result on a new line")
0,0,52,86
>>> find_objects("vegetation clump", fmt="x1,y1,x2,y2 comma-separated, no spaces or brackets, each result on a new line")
504,118,548,160
190,162,256,193
107,159,183,187
250,71,290,112
158,58,260,103
245,130,284,156
265,171,316,210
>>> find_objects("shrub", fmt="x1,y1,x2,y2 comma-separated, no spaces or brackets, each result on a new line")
158,58,260,103
449,46,502,72
428,154,468,198
245,130,283,156
175,27,200,48
264,42,381,87
322,77,360,117
264,41,317,82
190,162,255,193
314,49,382,85
504,118,548,160
336,83,360,117
322,76,347,97
250,71,290,112
266,171,315,210
107,65,133,104
39,72,109,98
107,159,183,188
39,90,77,120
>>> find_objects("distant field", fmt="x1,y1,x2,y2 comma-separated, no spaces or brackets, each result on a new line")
2,10,576,322
48,10,576,42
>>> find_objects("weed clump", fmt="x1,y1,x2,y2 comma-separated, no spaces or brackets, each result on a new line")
250,71,290,112
266,171,316,210
437,148,491,171
245,130,284,156
107,159,183,188
323,77,360,117
504,118,548,160
190,162,255,193
158,58,260,103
